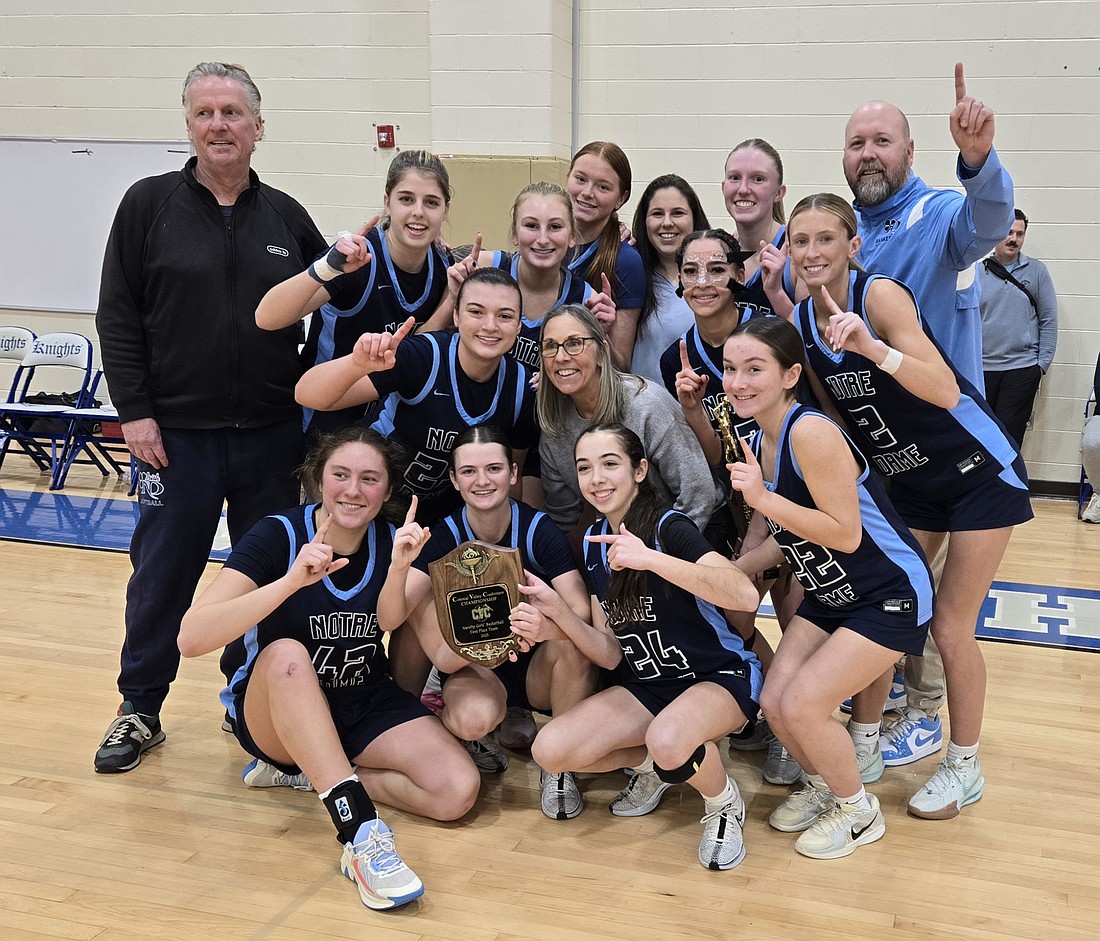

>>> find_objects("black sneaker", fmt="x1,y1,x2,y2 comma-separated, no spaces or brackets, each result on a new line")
94,702,165,773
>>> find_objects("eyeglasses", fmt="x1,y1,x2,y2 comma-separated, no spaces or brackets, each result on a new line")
540,335,597,358
679,264,734,285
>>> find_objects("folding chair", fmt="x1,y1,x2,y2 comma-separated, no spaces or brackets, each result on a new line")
53,370,136,492
0,326,46,471
0,332,96,485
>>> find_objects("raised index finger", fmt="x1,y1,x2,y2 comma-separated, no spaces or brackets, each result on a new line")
392,316,416,345
312,513,333,544
404,494,419,526
470,232,482,267
601,272,612,296
679,338,691,371
954,62,967,103
357,215,380,238
820,290,844,318
738,437,758,464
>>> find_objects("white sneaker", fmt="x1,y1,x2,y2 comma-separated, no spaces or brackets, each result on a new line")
698,789,747,870
340,817,424,910
609,770,672,817
1082,492,1100,523
768,777,834,832
539,769,584,820
908,754,984,819
242,758,314,791
795,794,886,859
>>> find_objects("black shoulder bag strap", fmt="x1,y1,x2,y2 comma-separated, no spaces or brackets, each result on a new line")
983,257,1038,311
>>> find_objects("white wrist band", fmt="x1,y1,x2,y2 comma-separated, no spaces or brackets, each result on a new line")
878,347,903,375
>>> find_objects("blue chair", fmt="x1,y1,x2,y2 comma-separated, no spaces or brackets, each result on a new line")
0,332,96,486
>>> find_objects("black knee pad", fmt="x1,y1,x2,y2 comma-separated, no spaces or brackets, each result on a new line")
654,743,707,784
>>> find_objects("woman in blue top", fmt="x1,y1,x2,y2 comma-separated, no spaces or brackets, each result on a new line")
784,193,1032,822
525,422,762,872
179,427,479,912
566,141,646,370
725,316,933,860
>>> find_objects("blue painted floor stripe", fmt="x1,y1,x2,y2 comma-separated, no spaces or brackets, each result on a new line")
0,486,229,559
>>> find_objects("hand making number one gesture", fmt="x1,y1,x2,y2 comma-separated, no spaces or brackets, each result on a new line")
674,338,708,411
290,514,350,589
727,437,766,508
391,495,431,569
350,315,416,374
950,61,995,169
820,288,874,358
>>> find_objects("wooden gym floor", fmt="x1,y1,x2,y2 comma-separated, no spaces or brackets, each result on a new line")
1,461,1098,941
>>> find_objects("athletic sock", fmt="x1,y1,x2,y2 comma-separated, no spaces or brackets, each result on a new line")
703,776,739,812
947,740,979,762
848,719,880,748
837,786,871,812
633,755,654,775
319,774,378,844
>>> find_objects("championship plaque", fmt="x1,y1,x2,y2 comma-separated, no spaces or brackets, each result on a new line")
428,541,523,668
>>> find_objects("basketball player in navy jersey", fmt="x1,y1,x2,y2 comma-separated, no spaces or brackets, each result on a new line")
178,427,479,912
378,425,601,819
724,316,932,859
522,423,762,871
721,138,800,318
785,194,1031,821
257,150,455,435
295,267,537,525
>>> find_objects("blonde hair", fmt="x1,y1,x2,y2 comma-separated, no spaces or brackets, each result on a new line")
536,304,647,437
510,181,577,245
788,193,865,272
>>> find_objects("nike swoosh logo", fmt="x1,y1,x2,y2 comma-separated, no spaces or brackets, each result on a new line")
587,563,598,571
434,391,450,397
851,820,874,840
915,733,938,747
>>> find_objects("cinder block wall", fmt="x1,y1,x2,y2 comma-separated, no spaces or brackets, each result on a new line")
0,0,1094,485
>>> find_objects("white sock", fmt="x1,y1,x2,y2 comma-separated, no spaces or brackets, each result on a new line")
947,740,979,762
634,755,654,775
848,720,880,747
837,786,871,812
704,776,739,811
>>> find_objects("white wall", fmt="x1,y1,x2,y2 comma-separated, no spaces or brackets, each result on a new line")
1,0,1095,484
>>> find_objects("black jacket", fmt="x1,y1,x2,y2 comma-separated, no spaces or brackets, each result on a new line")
96,157,326,428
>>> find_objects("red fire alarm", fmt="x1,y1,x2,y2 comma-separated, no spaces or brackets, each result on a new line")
376,125,395,148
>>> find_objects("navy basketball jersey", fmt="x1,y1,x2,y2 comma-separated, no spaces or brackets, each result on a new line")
301,227,451,434
794,271,1022,498
489,250,594,371
737,225,796,318
414,498,577,584
369,331,536,521
659,320,760,451
225,505,395,705
583,510,761,689
757,404,933,622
